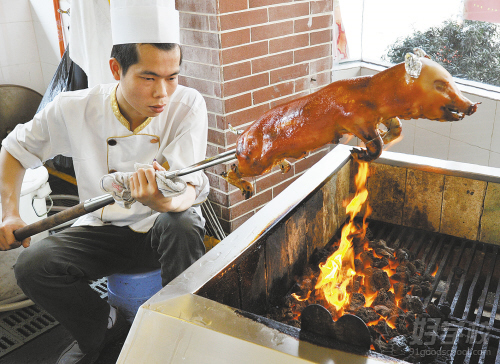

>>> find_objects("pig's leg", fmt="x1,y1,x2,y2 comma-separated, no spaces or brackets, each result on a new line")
351,128,383,162
221,164,254,199
380,117,402,144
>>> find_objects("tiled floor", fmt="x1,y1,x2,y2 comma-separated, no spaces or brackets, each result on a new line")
0,322,128,364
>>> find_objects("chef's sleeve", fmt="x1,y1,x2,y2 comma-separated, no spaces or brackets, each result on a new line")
161,94,209,205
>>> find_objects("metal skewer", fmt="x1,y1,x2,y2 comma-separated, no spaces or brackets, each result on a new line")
13,151,236,242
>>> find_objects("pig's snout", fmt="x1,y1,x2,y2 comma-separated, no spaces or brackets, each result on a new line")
466,102,481,116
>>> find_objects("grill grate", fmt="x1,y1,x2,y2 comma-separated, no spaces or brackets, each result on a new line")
368,220,500,363
0,277,108,359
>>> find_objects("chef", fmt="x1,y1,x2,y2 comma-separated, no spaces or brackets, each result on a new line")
0,0,209,363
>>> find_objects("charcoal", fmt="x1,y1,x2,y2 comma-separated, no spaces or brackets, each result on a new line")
393,282,408,299
405,261,417,275
349,292,365,310
353,243,365,256
369,239,393,252
386,290,396,304
388,335,411,357
400,295,424,314
394,315,410,335
409,275,423,285
355,306,380,323
372,289,390,307
370,269,391,291
396,265,410,274
395,249,408,261
422,272,435,283
409,284,422,297
420,281,432,297
437,303,451,317
360,251,374,266
374,305,391,317
374,247,393,258
353,259,363,273
390,271,409,283
373,320,399,339
372,336,391,353
413,259,424,271
372,256,389,269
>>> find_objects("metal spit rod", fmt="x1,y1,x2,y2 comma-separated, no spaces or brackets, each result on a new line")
13,150,237,242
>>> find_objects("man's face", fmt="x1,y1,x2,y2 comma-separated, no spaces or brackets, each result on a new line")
111,44,180,126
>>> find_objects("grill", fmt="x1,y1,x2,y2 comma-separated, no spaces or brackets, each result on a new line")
118,145,500,364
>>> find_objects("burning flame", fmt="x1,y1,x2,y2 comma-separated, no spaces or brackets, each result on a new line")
314,162,370,316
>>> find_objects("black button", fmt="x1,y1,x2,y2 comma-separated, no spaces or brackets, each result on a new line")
108,139,117,146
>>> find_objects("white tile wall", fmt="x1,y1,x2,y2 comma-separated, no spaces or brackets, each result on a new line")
0,0,62,95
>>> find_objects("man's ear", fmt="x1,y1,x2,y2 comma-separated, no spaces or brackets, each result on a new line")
109,58,122,81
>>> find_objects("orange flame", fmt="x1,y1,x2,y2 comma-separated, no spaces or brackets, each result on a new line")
314,162,370,317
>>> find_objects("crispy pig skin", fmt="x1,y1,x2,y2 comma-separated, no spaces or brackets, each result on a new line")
224,56,479,198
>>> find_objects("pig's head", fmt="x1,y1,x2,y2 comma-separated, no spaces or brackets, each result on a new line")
404,50,479,122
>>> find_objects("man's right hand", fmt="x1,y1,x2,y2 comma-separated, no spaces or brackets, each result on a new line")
0,216,30,251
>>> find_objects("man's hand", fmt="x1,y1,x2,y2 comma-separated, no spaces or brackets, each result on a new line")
0,215,30,251
129,161,196,212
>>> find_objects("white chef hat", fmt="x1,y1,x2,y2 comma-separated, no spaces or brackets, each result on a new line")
110,0,180,45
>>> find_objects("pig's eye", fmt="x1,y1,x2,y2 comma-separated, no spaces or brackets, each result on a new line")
434,80,447,92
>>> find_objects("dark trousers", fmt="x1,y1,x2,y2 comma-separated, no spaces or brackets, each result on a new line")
14,208,205,353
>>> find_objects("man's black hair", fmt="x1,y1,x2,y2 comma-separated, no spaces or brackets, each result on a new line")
110,43,182,76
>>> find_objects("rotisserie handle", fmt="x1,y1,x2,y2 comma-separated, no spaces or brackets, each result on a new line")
13,194,115,241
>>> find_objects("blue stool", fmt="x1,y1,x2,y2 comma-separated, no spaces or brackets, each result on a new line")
107,268,162,323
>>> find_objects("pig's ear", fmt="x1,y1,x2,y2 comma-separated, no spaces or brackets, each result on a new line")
413,48,431,59
405,53,422,78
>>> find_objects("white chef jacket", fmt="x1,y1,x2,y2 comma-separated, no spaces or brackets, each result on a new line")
2,83,209,232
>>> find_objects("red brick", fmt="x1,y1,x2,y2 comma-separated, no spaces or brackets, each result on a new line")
221,29,251,48
219,0,248,13
268,2,310,22
222,41,269,64
273,174,301,197
208,128,225,146
182,61,221,82
294,43,331,63
310,56,332,74
181,29,219,48
251,21,293,42
294,14,333,32
224,72,269,97
310,28,332,45
209,15,218,32
269,33,308,53
294,148,330,174
219,9,268,31
176,0,217,14
207,113,217,128
180,13,210,31
270,63,309,83
181,45,220,65
204,96,224,114
230,212,254,232
178,76,222,97
229,189,272,219
295,76,311,93
223,61,252,81
311,0,333,14
225,103,271,127
252,51,293,74
208,187,230,207
253,81,294,104
225,93,253,113
215,115,225,129
249,0,290,8
254,169,294,194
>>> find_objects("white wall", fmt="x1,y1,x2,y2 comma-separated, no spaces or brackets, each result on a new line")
0,0,69,96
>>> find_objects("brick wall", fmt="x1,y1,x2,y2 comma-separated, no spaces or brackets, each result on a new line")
177,0,334,233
